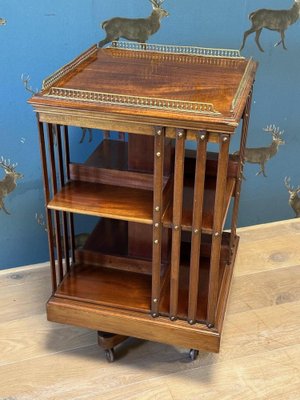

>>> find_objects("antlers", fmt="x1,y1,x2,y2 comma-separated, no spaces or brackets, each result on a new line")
0,157,18,173
263,125,284,138
21,73,37,95
150,0,165,8
284,177,300,193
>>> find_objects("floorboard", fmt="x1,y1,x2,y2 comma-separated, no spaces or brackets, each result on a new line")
0,219,299,399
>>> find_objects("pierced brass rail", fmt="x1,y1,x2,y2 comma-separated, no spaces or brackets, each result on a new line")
47,87,220,115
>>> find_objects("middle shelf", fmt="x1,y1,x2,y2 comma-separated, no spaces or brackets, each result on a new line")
48,176,235,231
47,138,237,232
48,180,159,224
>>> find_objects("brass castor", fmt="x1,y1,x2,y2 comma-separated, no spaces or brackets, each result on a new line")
189,349,199,361
98,331,128,363
104,348,115,363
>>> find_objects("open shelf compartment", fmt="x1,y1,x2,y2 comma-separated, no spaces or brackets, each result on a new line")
54,226,233,322
76,218,171,276
163,175,236,233
70,137,173,191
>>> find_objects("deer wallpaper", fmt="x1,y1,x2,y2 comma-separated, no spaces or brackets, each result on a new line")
0,0,299,269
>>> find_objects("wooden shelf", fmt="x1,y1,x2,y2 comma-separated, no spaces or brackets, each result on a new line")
163,176,236,233
54,260,207,321
48,180,172,224
54,255,226,324
55,263,153,313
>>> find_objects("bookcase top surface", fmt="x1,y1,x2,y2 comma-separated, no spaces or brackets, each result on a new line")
29,42,257,128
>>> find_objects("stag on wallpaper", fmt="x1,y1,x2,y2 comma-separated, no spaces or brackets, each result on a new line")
0,158,23,215
235,125,285,177
284,177,300,217
21,74,37,95
240,0,300,52
1,0,300,269
98,0,168,47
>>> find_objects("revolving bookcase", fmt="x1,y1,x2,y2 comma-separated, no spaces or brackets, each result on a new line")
29,42,257,362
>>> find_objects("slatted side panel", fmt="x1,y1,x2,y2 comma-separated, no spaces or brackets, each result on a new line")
187,131,208,324
151,127,165,317
169,129,186,320
37,120,57,292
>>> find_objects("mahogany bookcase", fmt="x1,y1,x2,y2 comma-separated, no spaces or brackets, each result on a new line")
29,42,257,362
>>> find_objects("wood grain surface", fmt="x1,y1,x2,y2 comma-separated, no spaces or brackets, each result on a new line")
1,219,299,399
29,47,257,131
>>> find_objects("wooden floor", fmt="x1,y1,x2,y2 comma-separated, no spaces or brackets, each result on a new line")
1,219,300,400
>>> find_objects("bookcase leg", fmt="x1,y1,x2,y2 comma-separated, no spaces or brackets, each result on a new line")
230,90,253,256
207,134,230,328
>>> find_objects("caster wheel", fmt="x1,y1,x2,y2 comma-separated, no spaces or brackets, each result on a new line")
105,348,115,363
189,349,199,361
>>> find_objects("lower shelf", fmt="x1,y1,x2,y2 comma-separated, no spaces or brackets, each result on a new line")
55,263,154,313
48,235,239,353
54,257,224,322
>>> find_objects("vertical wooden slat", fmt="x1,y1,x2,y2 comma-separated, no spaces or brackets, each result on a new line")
47,123,64,283
64,126,75,262
187,130,208,324
63,126,76,264
37,118,57,292
207,134,230,327
56,125,70,273
169,129,186,320
151,126,165,317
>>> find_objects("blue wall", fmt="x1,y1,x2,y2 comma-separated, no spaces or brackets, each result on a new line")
1,0,299,268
